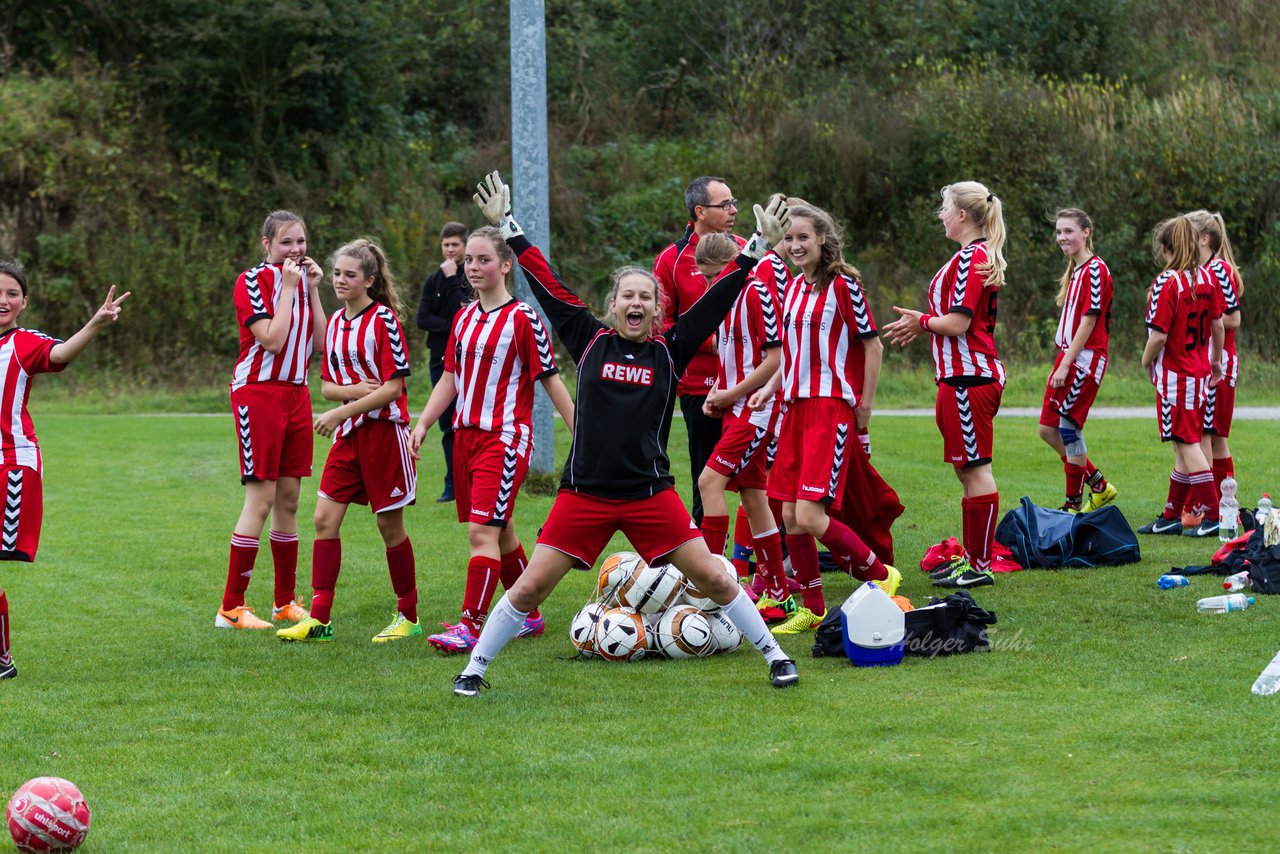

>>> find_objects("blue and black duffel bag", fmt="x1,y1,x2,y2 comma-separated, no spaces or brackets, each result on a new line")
994,496,1140,568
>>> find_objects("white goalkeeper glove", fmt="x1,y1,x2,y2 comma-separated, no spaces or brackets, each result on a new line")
473,171,524,240
742,193,790,260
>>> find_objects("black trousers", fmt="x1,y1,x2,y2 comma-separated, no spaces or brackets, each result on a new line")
679,394,723,526
429,357,457,491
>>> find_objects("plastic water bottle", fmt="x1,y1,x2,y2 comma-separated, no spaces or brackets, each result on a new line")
1218,476,1240,542
1157,574,1189,589
1257,493,1273,527
1223,571,1252,592
1252,650,1280,696
1196,593,1255,613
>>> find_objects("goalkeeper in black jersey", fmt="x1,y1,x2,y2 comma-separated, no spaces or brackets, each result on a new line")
453,172,799,695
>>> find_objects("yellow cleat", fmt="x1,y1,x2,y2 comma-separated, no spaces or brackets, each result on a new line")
867,565,902,598
372,613,423,644
215,605,273,630
770,606,825,635
276,617,333,642
1084,483,1118,513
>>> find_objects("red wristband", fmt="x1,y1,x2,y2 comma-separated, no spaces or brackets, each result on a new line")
918,314,933,332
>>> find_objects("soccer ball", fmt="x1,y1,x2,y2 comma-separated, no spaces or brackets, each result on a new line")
654,605,715,659
706,610,744,653
681,554,738,612
616,563,686,614
597,552,645,605
6,777,91,853
595,607,649,662
569,603,606,657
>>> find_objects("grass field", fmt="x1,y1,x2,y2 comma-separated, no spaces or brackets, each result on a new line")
3,406,1279,851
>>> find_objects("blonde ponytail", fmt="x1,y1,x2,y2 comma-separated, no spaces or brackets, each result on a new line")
942,182,1006,288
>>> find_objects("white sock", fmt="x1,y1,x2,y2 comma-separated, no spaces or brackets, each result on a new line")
461,594,528,678
721,588,789,664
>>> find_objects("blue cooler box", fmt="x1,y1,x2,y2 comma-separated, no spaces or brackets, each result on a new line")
839,581,905,667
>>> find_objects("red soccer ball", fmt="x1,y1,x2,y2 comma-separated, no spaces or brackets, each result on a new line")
6,777,91,853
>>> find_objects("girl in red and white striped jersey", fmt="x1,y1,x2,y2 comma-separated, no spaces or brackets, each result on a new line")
277,239,421,644
884,182,1007,589
753,201,895,635
219,212,327,631
1037,208,1116,513
1186,210,1243,537
0,260,127,679
692,234,788,616
409,227,574,654
1137,216,1225,536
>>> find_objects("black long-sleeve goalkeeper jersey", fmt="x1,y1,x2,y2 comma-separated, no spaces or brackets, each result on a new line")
510,235,755,500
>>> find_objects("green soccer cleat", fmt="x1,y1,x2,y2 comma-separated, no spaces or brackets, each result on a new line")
277,618,333,643
372,613,423,644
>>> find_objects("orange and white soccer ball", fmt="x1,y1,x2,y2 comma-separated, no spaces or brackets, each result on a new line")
569,603,606,657
616,563,686,614
595,607,648,661
655,605,715,659
681,554,738,612
6,777,91,853
597,552,645,605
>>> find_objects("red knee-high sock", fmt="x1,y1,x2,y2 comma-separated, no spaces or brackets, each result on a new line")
785,533,824,614
461,555,502,634
269,530,299,608
731,507,754,578
1185,471,1215,519
753,529,787,602
309,538,342,624
961,496,971,562
499,545,539,620
1064,463,1087,508
1207,457,1234,521
0,589,10,666
817,517,885,582
221,533,258,611
386,537,417,623
1085,458,1108,492
964,492,999,573
1163,471,1191,520
700,514,730,557
1215,455,1235,479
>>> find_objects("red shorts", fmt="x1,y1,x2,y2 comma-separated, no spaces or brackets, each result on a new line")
1039,352,1102,429
1158,389,1206,445
705,409,777,491
1203,380,1235,438
936,381,1002,468
537,488,703,568
0,466,42,562
230,382,313,483
454,427,530,528
768,398,855,510
318,420,417,513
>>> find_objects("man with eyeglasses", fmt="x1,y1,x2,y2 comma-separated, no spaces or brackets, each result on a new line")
653,176,746,526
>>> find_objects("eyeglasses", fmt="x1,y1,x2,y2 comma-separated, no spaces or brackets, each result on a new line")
701,199,738,211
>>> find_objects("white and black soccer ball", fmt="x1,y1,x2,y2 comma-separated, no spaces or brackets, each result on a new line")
681,554,738,612
569,603,607,657
595,607,648,662
617,563,686,614
655,605,714,659
597,552,645,606
706,609,744,654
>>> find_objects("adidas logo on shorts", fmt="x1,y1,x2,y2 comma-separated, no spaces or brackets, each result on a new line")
390,487,404,498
